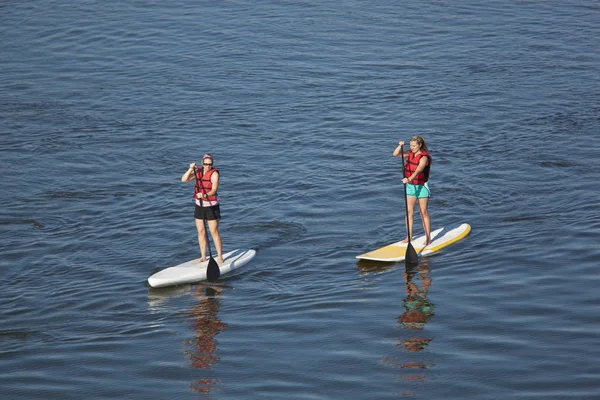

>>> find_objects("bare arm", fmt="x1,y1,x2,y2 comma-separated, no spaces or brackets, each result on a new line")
393,141,409,158
181,163,196,182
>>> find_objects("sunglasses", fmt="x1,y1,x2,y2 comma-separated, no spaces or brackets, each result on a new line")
203,162,213,166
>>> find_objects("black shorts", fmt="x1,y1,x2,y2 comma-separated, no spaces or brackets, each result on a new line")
194,204,221,221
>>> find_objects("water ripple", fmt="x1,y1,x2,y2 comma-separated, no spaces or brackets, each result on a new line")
2,0,600,399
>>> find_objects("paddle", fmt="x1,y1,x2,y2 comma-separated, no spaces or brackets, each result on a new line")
193,166,221,282
401,145,419,266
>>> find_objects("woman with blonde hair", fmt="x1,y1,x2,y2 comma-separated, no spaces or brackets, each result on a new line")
393,136,432,246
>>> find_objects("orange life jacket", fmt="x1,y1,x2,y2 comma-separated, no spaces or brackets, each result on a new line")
404,150,431,185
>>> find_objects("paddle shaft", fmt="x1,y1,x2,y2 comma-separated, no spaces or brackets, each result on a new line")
193,166,214,260
401,145,419,265
400,146,411,242
193,165,221,282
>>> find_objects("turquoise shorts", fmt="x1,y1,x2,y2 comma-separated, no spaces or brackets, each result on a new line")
406,182,431,198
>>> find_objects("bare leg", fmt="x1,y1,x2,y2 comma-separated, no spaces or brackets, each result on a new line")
207,219,224,264
418,197,431,245
194,219,207,262
404,195,417,242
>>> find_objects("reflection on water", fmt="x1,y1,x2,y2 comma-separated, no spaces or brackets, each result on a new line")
185,285,228,395
147,283,231,396
399,261,434,332
382,260,435,396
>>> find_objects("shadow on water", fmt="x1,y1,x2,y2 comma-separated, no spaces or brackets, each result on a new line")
146,284,196,309
355,259,399,276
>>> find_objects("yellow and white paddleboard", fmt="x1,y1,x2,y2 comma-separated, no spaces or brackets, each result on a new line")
356,223,471,262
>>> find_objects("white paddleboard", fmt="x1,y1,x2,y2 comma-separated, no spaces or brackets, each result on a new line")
148,248,256,288
356,223,471,262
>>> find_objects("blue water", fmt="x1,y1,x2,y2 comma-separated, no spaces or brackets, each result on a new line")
2,1,599,398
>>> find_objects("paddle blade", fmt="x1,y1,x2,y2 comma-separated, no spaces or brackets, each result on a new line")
405,243,419,266
206,257,221,282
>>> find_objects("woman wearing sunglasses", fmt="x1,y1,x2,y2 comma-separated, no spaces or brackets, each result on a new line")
181,154,224,264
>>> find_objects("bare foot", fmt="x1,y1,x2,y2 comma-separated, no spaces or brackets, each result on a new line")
423,238,432,246
401,237,409,243
196,257,207,263
217,258,225,264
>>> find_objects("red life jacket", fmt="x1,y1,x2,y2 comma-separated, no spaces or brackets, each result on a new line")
404,150,432,185
194,168,219,202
